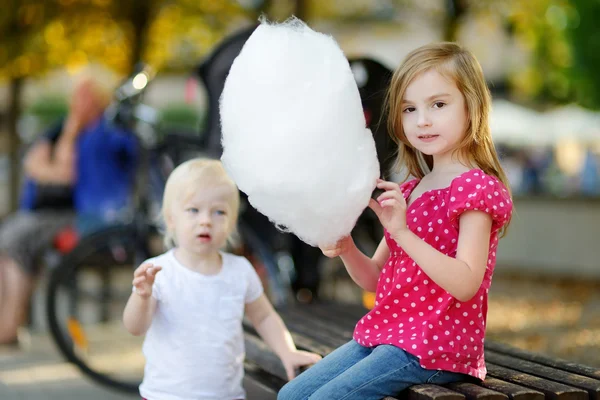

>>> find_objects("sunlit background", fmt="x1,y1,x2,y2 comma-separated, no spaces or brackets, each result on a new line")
1,0,599,397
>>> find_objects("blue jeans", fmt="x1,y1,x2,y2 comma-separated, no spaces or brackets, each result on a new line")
278,340,465,400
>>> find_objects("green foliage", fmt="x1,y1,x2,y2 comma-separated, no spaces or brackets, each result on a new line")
18,95,68,142
158,102,204,135
26,94,68,120
567,0,600,109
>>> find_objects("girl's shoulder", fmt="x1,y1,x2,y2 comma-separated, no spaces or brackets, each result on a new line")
449,169,511,198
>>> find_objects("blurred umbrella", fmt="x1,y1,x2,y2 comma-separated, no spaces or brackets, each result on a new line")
546,104,600,143
490,99,551,146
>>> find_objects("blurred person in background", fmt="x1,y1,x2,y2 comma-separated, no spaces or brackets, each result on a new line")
0,76,138,345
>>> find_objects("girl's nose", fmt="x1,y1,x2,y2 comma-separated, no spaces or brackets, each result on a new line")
417,110,432,128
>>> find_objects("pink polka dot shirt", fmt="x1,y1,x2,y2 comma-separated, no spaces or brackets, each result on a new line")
353,169,513,380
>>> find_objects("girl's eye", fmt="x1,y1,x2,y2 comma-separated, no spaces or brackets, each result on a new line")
433,102,446,109
186,208,199,213
214,210,226,216
403,106,415,113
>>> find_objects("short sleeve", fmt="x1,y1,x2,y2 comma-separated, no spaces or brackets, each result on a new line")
242,258,264,303
447,170,513,231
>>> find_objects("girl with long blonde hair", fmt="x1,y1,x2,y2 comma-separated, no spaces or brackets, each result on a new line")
279,42,513,400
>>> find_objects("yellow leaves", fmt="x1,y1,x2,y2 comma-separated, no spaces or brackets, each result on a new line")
91,0,111,6
3,0,255,78
550,39,572,69
144,1,252,71
66,50,88,74
18,3,45,27
44,21,65,45
510,66,543,101
12,55,34,77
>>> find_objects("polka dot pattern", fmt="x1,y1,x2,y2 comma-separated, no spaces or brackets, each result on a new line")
353,169,513,380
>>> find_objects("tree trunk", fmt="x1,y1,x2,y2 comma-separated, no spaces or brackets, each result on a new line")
444,0,468,41
294,0,308,20
128,0,152,73
7,77,24,212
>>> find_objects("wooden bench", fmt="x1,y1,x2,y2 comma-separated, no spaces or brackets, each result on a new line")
243,302,600,400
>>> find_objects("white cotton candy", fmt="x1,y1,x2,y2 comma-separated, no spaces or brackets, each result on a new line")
220,17,380,247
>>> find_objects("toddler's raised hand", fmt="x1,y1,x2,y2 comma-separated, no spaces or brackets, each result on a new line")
319,236,353,258
132,263,162,299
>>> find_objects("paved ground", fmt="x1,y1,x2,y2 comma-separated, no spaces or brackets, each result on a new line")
0,333,138,400
0,331,275,400
486,273,600,368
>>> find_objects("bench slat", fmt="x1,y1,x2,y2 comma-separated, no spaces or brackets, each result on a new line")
447,382,508,400
243,318,335,356
244,362,283,397
480,377,545,400
298,302,364,328
245,332,288,381
278,309,350,348
404,384,467,400
486,352,600,400
487,364,588,400
288,331,339,357
486,342,600,381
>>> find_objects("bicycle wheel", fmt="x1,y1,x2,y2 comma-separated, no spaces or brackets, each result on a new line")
46,223,160,393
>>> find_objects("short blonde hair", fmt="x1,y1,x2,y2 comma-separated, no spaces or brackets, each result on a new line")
160,158,240,249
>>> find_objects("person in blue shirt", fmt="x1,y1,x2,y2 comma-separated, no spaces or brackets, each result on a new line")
0,77,137,344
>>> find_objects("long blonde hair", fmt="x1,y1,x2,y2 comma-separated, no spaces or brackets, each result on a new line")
384,42,511,231
160,158,240,249
386,43,509,185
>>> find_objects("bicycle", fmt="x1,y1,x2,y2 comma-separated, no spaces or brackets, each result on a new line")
45,61,295,393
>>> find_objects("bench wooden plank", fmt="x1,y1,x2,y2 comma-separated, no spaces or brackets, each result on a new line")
296,302,364,328
288,331,339,357
284,308,353,337
447,382,508,400
244,362,284,396
404,384,466,400
278,309,350,348
486,364,588,400
245,331,288,381
479,377,545,400
243,318,335,357
486,342,600,381
486,352,600,400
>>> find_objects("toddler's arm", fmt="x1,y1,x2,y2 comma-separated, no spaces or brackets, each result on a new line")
123,263,161,336
245,294,321,380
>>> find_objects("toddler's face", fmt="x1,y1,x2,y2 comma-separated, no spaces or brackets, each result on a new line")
168,184,235,256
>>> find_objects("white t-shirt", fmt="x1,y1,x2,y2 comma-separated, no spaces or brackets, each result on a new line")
138,249,263,400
